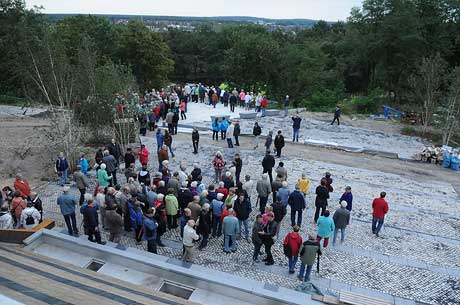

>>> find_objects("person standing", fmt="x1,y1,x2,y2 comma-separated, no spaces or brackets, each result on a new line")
223,208,240,253
226,121,234,148
102,150,118,186
128,195,144,244
298,234,321,282
261,95,268,117
81,198,106,245
55,152,69,186
277,181,290,207
331,105,341,125
108,138,122,165
97,164,112,189
340,186,353,212
288,184,306,227
220,117,229,140
192,127,199,154
232,153,242,183
74,165,89,206
198,203,212,250
323,172,334,193
78,153,89,174
262,151,275,184
156,129,164,152
274,130,285,158
211,193,225,237
316,210,334,248
229,93,237,112
233,120,241,146
244,92,252,111
180,99,186,120
252,122,262,149
314,179,329,222
298,173,310,197
284,95,290,116
183,219,200,263
13,174,31,199
333,201,350,245
57,186,78,236
233,193,252,241
212,151,226,183
264,131,273,153
259,212,277,265
256,174,271,214
283,225,303,274
105,202,123,243
11,191,26,228
124,148,136,170
292,114,302,142
138,144,149,167
20,201,41,229
275,162,287,182
251,215,264,262
172,110,179,135
165,190,179,229
163,130,175,158
212,118,220,141
158,145,169,172
143,208,158,254
372,192,389,237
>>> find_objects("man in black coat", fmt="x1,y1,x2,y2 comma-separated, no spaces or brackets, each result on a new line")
292,114,302,142
274,130,285,158
262,151,275,184
124,148,136,169
314,178,330,222
232,153,243,183
331,105,341,125
82,199,106,245
288,184,306,227
108,139,122,164
233,193,252,241
198,204,212,250
178,182,193,214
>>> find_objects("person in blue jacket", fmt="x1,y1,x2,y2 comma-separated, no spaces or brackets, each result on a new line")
212,118,220,141
128,195,144,244
78,153,89,174
288,184,306,227
220,118,228,140
143,208,158,254
156,129,164,152
339,186,353,211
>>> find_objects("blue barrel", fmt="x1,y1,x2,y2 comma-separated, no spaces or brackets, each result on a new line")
451,156,459,171
442,153,451,168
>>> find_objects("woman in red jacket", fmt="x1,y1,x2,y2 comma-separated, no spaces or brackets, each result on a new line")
138,144,149,166
283,225,303,273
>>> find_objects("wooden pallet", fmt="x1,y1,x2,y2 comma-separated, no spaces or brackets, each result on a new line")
339,291,391,305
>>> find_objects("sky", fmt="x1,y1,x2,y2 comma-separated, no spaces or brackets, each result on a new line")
26,0,363,21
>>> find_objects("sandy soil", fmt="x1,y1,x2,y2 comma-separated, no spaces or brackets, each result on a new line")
0,115,52,187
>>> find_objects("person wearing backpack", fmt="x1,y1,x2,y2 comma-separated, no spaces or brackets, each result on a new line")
20,201,41,229
283,225,303,273
143,208,158,254
298,234,322,282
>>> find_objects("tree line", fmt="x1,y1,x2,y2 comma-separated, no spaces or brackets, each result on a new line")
1,0,460,143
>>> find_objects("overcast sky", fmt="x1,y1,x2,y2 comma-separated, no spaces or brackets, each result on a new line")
26,0,363,21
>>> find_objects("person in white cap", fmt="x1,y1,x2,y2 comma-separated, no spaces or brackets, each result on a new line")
332,201,350,245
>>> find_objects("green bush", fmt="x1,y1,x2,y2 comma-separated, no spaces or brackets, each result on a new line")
0,95,27,106
341,88,386,114
303,86,344,112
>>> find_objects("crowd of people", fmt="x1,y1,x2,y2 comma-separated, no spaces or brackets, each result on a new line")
0,86,391,285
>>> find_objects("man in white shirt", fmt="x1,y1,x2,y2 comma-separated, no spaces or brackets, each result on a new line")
182,220,199,263
226,121,235,148
244,93,252,111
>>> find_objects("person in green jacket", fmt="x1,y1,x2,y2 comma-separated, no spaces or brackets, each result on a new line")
298,234,322,282
97,163,112,189
165,189,179,229
316,210,335,248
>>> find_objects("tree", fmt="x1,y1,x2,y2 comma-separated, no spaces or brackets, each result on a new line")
409,54,446,135
117,20,173,89
441,67,460,145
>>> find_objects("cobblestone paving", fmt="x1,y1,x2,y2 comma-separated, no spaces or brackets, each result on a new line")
191,114,426,159
38,136,460,305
